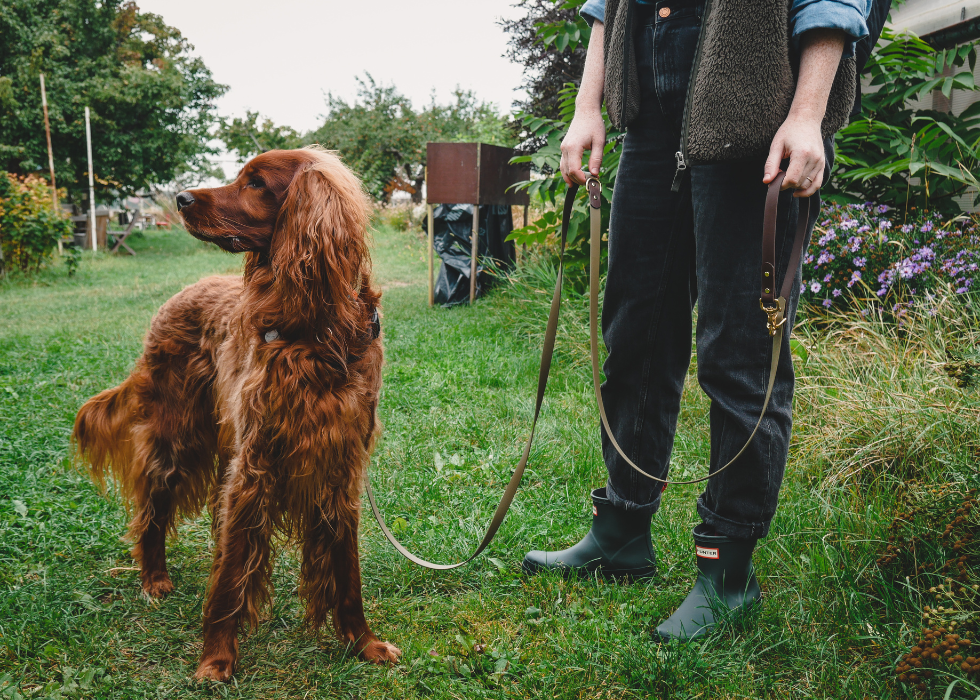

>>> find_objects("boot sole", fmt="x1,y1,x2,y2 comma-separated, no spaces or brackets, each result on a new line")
521,558,657,582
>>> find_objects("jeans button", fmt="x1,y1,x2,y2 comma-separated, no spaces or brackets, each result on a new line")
658,6,671,17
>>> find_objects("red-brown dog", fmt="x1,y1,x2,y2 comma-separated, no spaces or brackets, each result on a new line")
73,147,400,681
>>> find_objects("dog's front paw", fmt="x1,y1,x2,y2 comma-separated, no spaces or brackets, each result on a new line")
194,656,235,682
141,572,174,599
360,640,402,665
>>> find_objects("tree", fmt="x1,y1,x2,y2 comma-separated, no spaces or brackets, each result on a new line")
499,0,588,122
0,0,226,207
218,111,304,164
308,74,514,203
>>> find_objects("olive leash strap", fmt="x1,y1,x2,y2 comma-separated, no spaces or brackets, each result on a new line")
366,171,809,568
363,183,578,569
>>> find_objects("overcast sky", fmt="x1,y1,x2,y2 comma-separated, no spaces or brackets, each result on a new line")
138,0,529,137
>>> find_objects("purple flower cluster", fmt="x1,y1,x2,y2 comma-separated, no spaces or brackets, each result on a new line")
801,203,980,311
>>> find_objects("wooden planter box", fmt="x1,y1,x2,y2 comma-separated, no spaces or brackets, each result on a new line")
425,143,530,304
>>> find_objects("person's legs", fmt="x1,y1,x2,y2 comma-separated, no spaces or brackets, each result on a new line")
692,161,817,538
655,155,820,639
523,1,704,578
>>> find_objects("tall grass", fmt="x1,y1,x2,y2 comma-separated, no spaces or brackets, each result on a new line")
794,290,980,486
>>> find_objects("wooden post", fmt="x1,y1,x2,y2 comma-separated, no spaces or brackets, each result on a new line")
469,204,479,303
425,165,434,307
469,147,481,304
40,74,61,255
427,203,435,307
84,106,96,252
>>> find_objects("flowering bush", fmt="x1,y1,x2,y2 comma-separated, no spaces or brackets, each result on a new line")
801,203,980,311
0,173,72,275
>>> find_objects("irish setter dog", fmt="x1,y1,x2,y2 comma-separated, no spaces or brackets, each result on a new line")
73,147,401,681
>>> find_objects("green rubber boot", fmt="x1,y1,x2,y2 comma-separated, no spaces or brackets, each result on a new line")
655,524,762,641
521,488,656,580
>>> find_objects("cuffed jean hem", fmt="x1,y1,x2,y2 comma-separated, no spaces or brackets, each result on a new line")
696,495,772,540
606,478,663,515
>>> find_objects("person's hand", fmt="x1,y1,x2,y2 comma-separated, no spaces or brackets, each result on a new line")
560,109,606,186
762,115,825,198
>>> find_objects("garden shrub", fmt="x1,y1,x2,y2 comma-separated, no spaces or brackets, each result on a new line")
801,204,980,311
0,172,73,275
830,29,980,215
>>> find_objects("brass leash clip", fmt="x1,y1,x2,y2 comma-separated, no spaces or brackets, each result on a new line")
759,297,787,337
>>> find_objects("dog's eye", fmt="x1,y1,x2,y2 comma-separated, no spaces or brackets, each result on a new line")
247,178,265,189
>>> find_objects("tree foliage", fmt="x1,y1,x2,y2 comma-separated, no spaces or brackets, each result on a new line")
218,111,303,165
307,74,514,202
828,28,980,215
500,0,589,122
0,0,226,206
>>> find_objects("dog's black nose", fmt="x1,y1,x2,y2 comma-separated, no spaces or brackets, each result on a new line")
176,191,195,211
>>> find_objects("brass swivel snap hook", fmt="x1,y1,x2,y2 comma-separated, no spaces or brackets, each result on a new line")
759,297,787,337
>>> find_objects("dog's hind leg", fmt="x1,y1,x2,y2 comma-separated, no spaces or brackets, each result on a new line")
127,369,219,599
300,505,401,665
129,426,217,598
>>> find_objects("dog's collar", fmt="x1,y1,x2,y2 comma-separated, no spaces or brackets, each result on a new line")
263,308,380,347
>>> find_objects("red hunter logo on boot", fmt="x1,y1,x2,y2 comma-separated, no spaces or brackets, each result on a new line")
696,546,719,559
593,505,599,516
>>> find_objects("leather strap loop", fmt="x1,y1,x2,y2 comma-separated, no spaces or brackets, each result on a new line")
591,173,809,485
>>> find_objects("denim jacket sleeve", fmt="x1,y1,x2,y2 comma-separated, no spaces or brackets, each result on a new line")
581,0,870,55
791,0,872,57
580,0,605,26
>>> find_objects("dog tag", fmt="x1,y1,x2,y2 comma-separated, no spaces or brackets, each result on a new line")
264,330,279,342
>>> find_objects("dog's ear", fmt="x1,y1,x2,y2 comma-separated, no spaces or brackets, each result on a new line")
268,151,371,336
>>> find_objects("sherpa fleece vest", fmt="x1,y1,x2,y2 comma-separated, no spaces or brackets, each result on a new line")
602,0,857,162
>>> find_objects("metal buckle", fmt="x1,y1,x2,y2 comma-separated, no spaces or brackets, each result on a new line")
759,297,787,337
585,176,601,192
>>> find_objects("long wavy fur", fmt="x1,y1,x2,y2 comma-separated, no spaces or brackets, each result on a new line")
72,147,398,681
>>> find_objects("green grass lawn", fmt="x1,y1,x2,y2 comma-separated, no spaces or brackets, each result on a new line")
1,223,978,699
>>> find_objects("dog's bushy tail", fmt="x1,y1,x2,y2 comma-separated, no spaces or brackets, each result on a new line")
73,371,143,503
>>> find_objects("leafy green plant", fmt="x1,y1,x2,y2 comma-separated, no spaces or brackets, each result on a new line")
0,173,72,275
508,84,622,274
829,28,980,215
63,245,81,278
533,0,591,54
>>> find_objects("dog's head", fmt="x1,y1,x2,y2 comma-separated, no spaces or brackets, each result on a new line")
178,147,376,341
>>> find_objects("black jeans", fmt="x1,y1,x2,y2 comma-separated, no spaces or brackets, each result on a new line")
601,1,824,540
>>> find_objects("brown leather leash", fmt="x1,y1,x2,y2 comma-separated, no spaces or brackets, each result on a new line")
366,171,809,568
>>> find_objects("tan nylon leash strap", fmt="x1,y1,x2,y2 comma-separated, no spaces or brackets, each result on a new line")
364,184,580,569
367,173,809,567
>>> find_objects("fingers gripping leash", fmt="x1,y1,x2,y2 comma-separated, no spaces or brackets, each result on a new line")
367,173,810,568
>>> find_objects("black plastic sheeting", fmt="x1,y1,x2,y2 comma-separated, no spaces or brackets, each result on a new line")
429,204,515,306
